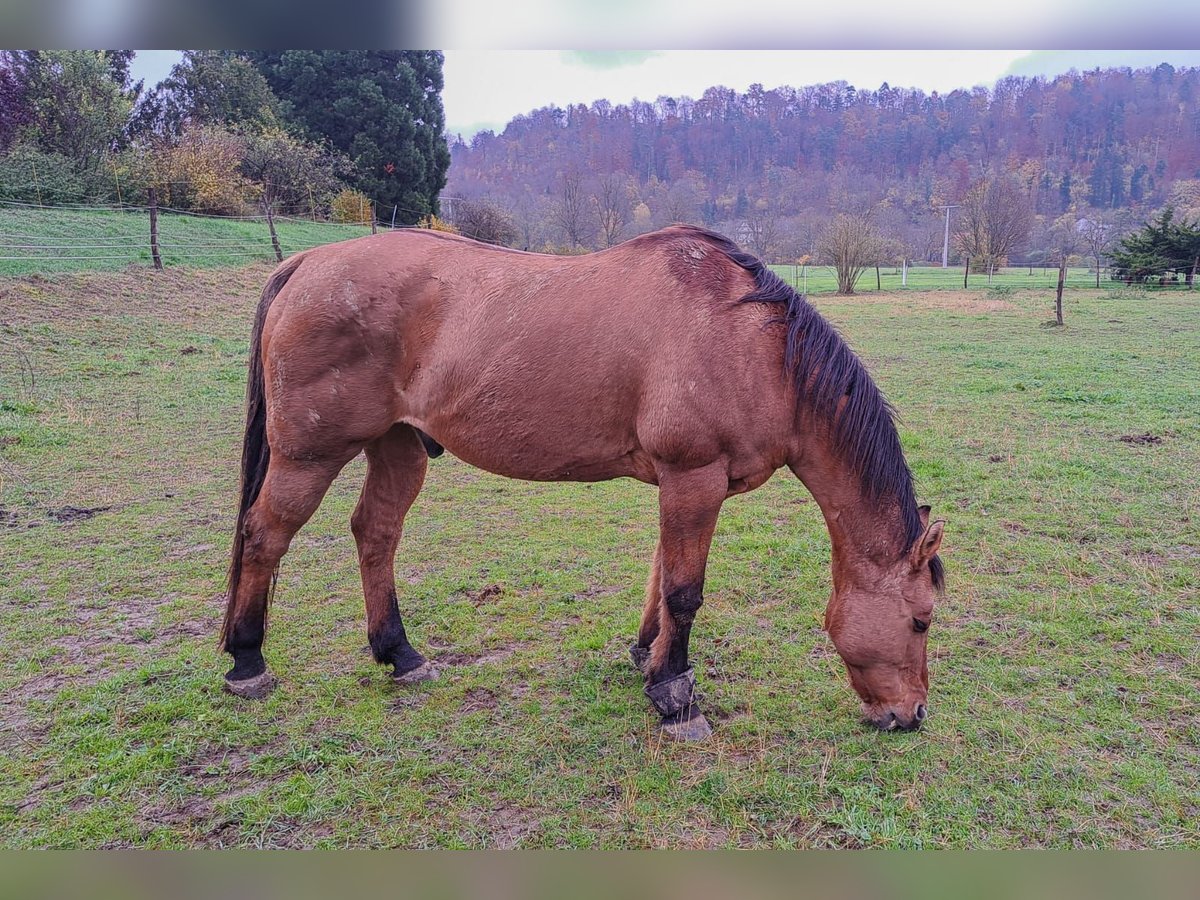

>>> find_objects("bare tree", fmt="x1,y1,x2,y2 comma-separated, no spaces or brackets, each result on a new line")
653,172,706,227
955,176,1033,275
551,168,593,249
453,198,519,246
1077,209,1125,288
817,212,884,294
744,205,781,261
593,174,633,247
1046,214,1081,326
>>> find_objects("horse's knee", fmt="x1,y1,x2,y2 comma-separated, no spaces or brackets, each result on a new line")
664,583,703,626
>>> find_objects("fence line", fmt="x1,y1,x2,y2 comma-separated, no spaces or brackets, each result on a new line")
0,194,392,274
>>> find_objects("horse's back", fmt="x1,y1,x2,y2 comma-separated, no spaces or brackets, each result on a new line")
261,228,793,482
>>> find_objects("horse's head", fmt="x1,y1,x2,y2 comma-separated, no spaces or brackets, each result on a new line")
824,506,944,731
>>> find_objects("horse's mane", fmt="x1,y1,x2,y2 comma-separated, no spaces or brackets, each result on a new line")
668,225,943,589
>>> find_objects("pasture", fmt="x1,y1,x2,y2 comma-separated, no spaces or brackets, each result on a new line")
0,205,371,276
1,260,1197,847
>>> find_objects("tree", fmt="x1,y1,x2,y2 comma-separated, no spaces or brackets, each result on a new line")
817,212,883,294
11,51,137,184
0,53,33,152
240,127,350,217
251,51,450,225
1077,210,1125,288
551,168,593,249
1110,206,1200,286
1045,214,1081,325
131,51,280,137
594,174,634,247
744,203,781,262
452,198,519,246
955,176,1033,275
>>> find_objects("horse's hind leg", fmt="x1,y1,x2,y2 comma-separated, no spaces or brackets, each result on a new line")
224,454,349,697
644,461,728,741
630,542,661,673
350,424,436,684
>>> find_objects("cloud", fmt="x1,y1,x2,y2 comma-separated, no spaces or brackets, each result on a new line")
560,51,661,70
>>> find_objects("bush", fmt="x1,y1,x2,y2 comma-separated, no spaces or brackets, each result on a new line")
149,125,253,214
416,214,458,233
452,199,518,246
0,145,88,204
331,189,373,225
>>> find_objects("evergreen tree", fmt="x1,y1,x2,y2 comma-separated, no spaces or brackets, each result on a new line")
1110,206,1200,284
250,51,450,224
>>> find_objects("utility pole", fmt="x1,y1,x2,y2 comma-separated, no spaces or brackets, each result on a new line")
937,205,961,268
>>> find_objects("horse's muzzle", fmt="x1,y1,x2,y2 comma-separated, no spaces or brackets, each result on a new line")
868,703,927,732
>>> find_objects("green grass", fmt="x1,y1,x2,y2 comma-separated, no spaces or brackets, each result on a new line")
1,265,1197,847
769,263,1169,295
0,206,371,276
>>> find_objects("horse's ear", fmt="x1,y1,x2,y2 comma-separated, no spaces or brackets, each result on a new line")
910,519,944,570
917,505,932,528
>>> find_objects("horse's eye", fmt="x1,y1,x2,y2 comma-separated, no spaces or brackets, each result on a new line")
912,618,929,633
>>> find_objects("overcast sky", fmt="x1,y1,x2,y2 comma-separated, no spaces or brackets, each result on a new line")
129,49,1200,140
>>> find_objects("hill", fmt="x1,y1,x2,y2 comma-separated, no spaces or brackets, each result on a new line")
446,64,1200,260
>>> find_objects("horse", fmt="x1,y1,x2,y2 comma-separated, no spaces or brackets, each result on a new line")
219,224,945,740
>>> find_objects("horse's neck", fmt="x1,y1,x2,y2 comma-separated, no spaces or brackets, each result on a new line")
789,435,904,587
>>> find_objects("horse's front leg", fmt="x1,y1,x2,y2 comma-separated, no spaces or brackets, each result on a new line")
643,461,727,741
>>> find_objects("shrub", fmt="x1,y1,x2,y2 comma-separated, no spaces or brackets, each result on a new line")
149,125,253,214
0,145,88,204
331,189,373,225
416,213,458,233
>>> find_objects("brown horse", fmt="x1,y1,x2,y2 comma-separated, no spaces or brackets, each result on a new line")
220,224,944,740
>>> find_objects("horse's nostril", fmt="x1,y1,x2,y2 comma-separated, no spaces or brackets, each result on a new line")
915,704,928,723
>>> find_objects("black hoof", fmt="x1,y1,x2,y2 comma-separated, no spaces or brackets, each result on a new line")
224,670,277,699
393,660,439,684
629,644,651,674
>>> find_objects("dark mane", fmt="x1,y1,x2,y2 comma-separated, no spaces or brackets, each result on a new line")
670,225,943,590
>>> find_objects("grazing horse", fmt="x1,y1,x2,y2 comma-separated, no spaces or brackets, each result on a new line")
220,224,945,740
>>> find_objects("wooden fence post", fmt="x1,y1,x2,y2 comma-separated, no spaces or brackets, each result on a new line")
370,201,378,235
1055,257,1067,325
963,256,969,288
264,199,283,262
147,187,163,271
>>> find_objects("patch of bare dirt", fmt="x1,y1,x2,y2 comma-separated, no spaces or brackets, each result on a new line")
469,583,503,606
461,688,498,713
859,290,1020,314
470,802,542,849
433,645,521,667
46,504,112,523
1,264,274,331
1118,432,1162,445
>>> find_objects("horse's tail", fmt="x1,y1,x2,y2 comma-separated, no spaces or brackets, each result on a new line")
220,253,306,649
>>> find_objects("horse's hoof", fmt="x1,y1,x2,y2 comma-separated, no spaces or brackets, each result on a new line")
393,661,439,685
660,713,713,742
629,644,651,674
224,670,277,700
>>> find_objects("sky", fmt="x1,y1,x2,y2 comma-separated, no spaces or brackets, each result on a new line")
128,49,1200,140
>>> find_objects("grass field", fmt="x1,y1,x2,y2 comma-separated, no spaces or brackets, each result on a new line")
0,205,371,276
769,263,1164,295
1,263,1197,847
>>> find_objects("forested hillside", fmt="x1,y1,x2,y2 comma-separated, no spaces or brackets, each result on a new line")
446,64,1200,262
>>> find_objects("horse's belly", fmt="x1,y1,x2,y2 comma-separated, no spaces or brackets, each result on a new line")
403,376,654,483
418,418,652,483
